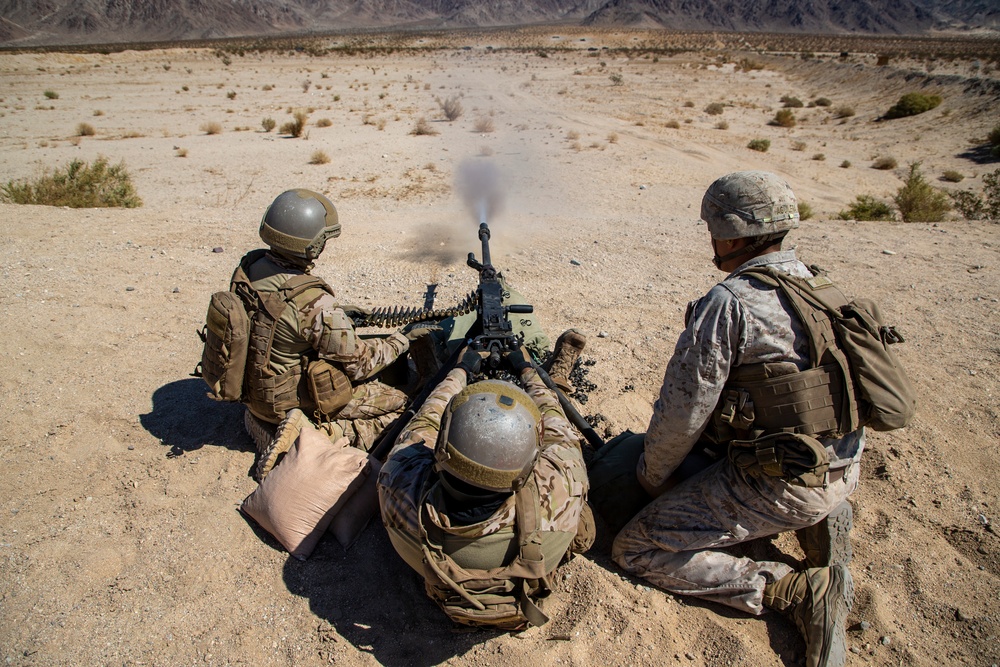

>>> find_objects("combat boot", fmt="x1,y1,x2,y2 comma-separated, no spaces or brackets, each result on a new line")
255,409,311,482
544,329,586,392
244,409,277,455
763,565,854,667
797,501,853,568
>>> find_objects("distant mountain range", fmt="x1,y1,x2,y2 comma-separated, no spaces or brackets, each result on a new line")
1,0,997,46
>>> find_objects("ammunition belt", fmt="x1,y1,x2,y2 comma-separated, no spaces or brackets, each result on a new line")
352,291,478,328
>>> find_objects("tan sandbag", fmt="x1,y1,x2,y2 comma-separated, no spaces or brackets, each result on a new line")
240,423,369,560
329,456,382,550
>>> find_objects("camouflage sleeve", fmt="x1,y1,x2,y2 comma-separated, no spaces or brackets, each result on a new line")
389,368,468,457
519,368,582,453
640,285,745,488
298,291,409,381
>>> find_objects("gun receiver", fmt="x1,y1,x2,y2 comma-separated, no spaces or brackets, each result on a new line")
466,221,532,371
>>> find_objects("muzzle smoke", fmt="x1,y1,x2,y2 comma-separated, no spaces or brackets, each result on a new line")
455,159,505,226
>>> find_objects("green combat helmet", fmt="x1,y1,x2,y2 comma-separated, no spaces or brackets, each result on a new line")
700,171,800,268
435,380,542,493
259,189,341,260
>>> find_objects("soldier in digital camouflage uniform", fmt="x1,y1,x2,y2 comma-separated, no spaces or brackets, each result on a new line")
612,172,860,667
239,189,429,461
378,345,593,629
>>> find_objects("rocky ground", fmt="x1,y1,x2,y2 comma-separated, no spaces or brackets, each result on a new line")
1,29,998,667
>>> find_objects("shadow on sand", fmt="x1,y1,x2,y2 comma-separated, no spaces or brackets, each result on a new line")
140,377,252,457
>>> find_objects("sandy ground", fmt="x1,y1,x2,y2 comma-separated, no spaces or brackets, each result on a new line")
1,29,998,667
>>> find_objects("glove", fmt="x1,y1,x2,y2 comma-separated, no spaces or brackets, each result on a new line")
341,304,371,318
403,324,442,342
457,347,489,376
504,345,533,373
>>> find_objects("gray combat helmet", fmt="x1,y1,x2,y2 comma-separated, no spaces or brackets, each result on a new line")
701,171,799,240
259,189,341,260
434,380,542,493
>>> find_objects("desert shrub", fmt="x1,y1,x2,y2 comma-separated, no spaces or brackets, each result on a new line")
261,117,276,132
262,84,273,91
201,121,223,135
812,153,826,161
309,150,330,165
949,171,999,220
176,147,188,158
1,157,141,208
704,102,725,115
93,109,103,116
941,170,964,183
989,124,1000,158
410,117,438,136
438,96,463,121
474,116,495,133
609,73,624,86
884,93,942,119
715,120,729,130
792,141,807,151
607,132,618,143
798,202,813,221
44,90,59,100
772,109,796,127
566,130,580,141
665,120,680,129
872,156,897,170
683,100,695,108
893,163,951,222
280,110,308,138
840,160,852,168
833,106,855,119
838,195,895,221
813,97,832,107
76,122,95,136
315,118,332,127
747,138,771,152
951,190,985,219
780,95,804,108
227,91,236,100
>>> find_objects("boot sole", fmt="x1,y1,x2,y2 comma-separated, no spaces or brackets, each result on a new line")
822,564,854,667
798,501,853,569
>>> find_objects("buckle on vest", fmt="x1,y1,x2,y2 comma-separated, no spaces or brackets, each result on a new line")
720,390,755,431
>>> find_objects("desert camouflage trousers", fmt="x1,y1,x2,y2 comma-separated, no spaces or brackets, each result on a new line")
612,457,859,615
244,380,406,452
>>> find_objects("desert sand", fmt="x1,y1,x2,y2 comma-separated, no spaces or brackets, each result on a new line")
1,29,998,667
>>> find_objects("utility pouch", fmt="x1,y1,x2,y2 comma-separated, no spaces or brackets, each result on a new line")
200,290,251,402
306,359,353,419
728,432,830,488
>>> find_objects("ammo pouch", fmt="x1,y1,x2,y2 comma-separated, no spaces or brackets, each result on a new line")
728,432,830,488
306,359,353,419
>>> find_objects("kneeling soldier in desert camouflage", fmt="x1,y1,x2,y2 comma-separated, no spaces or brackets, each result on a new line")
611,172,866,667
378,344,593,629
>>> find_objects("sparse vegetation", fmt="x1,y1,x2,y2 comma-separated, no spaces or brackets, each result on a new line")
704,102,724,115
715,120,729,130
76,122,95,137
893,163,951,222
309,150,330,165
261,117,276,132
840,160,852,169
839,195,895,221
812,153,826,161
93,109,103,117
279,110,308,138
949,171,999,220
175,148,188,158
410,117,438,136
438,96,463,122
884,93,942,119
780,95,804,108
792,141,807,152
989,124,1000,158
798,202,813,221
609,73,624,86
1,156,141,208
683,100,695,108
872,156,898,170
941,170,964,183
813,97,832,107
665,120,680,129
833,106,856,119
44,90,59,100
772,109,796,127
226,91,236,100
747,138,771,152
315,118,332,128
566,130,580,141
607,132,618,144
474,116,495,133
201,121,223,135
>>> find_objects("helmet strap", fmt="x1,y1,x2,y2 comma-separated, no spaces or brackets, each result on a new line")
713,232,788,270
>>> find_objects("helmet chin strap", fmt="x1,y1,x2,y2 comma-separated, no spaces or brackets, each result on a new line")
713,232,787,270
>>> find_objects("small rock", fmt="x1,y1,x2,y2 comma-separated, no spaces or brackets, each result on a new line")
881,249,896,255
850,647,861,655
212,247,224,253
859,621,871,631
880,636,891,646
685,653,695,661
639,184,647,190
955,608,968,622
172,287,180,293
570,259,582,266
127,445,135,451
125,286,135,292
598,331,608,338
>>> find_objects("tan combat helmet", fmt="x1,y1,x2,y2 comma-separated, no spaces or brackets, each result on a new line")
259,189,341,260
700,171,800,269
434,380,541,493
